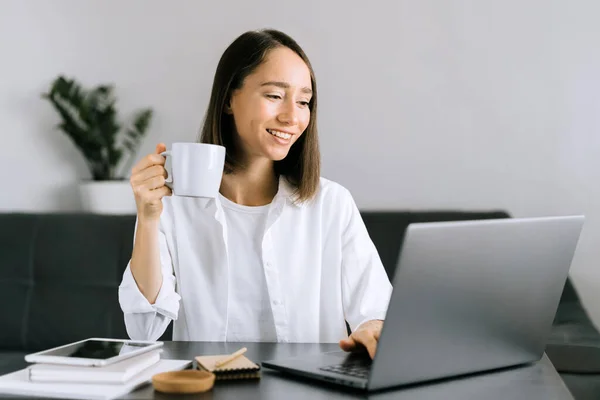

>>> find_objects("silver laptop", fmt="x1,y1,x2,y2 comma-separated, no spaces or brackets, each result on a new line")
262,216,584,391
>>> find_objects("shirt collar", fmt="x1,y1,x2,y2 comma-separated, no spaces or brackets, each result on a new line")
276,175,304,208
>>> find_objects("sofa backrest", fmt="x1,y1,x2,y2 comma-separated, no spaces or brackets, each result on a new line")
0,214,135,351
361,211,511,281
0,210,509,351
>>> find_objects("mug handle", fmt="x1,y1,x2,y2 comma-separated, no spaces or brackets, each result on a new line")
159,150,173,189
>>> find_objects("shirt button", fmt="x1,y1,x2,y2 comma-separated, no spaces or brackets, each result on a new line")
272,300,281,306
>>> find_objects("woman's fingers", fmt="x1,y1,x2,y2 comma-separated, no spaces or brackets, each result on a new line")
130,144,171,221
339,321,383,360
131,153,166,175
155,143,167,154
345,330,377,359
149,185,172,200
339,336,357,352
130,165,167,185
131,167,169,203
140,175,167,191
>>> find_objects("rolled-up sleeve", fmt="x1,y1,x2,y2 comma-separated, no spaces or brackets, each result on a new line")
340,189,392,332
118,218,181,341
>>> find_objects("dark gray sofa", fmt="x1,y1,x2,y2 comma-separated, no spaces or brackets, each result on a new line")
1,211,599,398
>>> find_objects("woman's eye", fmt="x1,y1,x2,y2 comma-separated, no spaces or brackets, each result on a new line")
266,94,282,100
298,101,310,107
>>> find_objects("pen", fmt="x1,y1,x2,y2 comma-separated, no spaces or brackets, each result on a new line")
215,347,247,368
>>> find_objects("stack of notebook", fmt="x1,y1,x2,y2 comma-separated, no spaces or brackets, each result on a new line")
28,349,163,384
0,350,192,400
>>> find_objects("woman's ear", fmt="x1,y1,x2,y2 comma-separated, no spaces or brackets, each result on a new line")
224,99,233,114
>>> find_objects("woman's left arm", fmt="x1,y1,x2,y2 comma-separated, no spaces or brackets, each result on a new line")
338,187,392,358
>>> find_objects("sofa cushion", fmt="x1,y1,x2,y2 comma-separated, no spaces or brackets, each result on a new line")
0,351,28,376
0,214,136,351
0,214,39,351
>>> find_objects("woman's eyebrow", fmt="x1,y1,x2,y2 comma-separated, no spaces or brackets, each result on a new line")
260,81,313,95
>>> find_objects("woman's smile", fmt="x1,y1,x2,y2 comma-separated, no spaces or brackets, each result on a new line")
267,128,294,144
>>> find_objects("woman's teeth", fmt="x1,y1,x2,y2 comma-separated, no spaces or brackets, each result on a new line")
268,129,292,140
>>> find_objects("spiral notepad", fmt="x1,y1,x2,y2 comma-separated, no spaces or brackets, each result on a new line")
195,354,261,380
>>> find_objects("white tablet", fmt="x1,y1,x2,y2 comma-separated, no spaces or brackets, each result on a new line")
24,338,164,367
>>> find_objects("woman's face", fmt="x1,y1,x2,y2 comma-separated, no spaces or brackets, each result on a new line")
228,46,312,164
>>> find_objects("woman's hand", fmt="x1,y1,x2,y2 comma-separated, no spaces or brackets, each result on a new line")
130,143,172,221
339,320,383,360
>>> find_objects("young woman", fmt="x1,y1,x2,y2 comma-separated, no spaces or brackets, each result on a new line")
119,29,392,359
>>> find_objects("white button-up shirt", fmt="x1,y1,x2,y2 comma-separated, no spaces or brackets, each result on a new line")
118,177,392,343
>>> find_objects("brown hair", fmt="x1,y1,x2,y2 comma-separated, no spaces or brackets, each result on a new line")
198,29,320,203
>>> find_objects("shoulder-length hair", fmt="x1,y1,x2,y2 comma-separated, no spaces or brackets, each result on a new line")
199,29,320,202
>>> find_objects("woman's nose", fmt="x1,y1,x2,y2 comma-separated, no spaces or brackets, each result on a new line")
277,101,299,125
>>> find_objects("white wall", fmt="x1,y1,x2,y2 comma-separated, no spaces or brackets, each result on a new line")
1,1,599,324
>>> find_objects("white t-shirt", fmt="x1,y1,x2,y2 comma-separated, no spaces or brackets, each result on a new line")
218,193,277,342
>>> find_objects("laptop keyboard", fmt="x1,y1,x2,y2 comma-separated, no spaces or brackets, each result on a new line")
320,362,371,379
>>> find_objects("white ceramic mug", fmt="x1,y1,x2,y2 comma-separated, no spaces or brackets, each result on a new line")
160,143,226,198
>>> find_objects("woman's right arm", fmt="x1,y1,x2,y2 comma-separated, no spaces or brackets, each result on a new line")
130,218,163,304
119,143,181,341
119,219,181,341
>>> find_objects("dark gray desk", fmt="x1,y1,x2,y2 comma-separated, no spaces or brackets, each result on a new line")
123,342,573,400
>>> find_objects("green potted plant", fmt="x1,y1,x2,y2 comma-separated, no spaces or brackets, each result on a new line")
42,75,153,214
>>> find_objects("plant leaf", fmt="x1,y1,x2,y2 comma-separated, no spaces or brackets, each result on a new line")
42,75,153,180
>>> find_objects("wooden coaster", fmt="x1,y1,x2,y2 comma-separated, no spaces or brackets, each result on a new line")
152,370,216,394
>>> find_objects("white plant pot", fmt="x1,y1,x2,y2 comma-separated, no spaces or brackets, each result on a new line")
79,180,137,215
